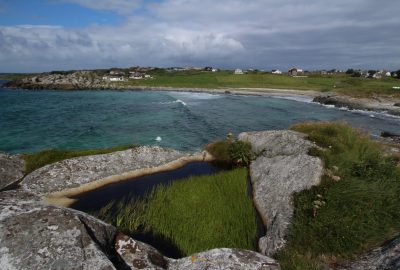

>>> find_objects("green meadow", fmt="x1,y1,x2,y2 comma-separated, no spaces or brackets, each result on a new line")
119,70,400,97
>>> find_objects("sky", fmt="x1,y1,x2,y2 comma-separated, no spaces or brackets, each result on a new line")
0,0,399,72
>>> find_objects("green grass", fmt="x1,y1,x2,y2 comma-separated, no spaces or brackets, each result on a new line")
114,70,400,98
94,168,258,256
22,144,136,173
276,122,400,269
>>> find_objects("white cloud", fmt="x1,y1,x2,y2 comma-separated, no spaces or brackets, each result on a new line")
61,0,142,14
1,0,400,72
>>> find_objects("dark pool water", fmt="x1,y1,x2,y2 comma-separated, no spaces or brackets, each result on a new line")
70,161,227,212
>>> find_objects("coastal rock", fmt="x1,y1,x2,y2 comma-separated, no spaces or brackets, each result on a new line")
0,153,25,190
21,146,187,196
169,248,280,270
0,190,280,270
239,130,323,257
115,233,167,269
4,71,103,90
334,235,400,270
313,95,364,110
313,95,400,116
0,190,123,269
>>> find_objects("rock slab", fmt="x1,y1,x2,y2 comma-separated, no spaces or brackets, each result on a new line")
22,146,187,196
239,130,323,257
0,153,25,190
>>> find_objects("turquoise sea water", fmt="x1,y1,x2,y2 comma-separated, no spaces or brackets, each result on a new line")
1,82,399,154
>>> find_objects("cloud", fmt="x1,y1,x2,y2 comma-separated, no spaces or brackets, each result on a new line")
61,0,142,14
1,0,400,72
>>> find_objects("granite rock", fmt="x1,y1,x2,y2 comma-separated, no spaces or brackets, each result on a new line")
169,248,280,270
239,130,323,257
334,235,400,270
22,146,188,196
0,153,25,190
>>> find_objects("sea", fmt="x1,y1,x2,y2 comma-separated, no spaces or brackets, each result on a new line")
1,80,399,154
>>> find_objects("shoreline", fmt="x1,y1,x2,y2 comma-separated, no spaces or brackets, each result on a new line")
4,82,400,115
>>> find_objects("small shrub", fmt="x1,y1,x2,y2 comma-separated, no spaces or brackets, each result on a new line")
206,138,252,165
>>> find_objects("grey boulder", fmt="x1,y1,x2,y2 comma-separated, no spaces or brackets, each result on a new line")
239,130,323,257
0,153,25,190
22,146,187,196
334,235,400,270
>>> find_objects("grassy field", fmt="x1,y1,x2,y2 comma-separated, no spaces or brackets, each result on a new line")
94,168,258,256
118,70,400,97
276,122,400,269
22,144,136,173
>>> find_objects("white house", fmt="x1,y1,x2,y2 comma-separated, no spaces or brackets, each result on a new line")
212,68,218,72
385,71,392,77
234,69,244,75
271,69,282,74
103,76,125,82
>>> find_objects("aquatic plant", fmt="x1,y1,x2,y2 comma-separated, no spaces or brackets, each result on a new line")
94,168,258,256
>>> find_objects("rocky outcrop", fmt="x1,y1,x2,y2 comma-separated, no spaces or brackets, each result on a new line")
4,71,103,90
0,190,126,269
168,248,280,270
0,190,280,270
313,94,400,116
0,153,25,190
334,235,400,270
239,130,324,257
22,146,189,197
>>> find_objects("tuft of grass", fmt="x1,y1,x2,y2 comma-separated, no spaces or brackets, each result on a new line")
22,144,137,173
205,139,252,165
275,122,400,269
93,168,258,256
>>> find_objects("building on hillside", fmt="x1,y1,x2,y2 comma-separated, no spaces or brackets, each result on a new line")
288,68,303,76
271,69,282,74
234,69,244,75
103,76,125,82
109,68,124,75
129,72,145,79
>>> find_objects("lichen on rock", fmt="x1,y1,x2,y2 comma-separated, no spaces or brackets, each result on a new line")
0,153,25,190
239,130,324,257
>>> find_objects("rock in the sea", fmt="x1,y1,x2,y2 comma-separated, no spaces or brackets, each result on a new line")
169,248,280,270
22,146,188,196
0,153,25,190
239,130,323,257
334,235,400,270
